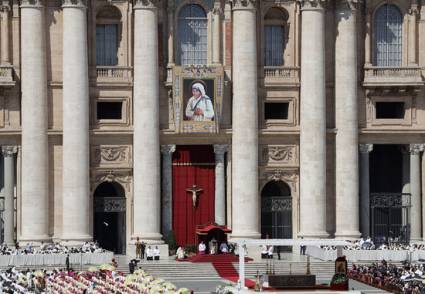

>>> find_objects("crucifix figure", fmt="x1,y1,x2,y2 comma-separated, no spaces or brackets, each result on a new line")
186,184,203,208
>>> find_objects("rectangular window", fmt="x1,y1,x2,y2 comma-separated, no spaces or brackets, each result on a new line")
97,101,123,120
265,102,289,120
96,24,118,66
376,102,405,119
264,25,284,66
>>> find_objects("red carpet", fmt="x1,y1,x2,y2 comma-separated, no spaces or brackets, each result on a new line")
185,254,255,288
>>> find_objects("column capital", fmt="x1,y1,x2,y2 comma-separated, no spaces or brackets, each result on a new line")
359,144,373,154
231,0,256,10
213,1,223,15
20,0,43,8
214,144,228,155
134,0,160,10
161,144,176,154
61,0,86,8
298,0,327,10
410,144,424,155
1,0,10,11
2,145,17,157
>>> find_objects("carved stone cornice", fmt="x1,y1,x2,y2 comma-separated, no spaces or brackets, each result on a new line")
232,0,256,10
298,0,327,10
410,144,424,155
161,144,176,155
359,144,373,154
214,144,228,156
20,0,43,8
134,0,159,9
61,0,86,7
1,146,17,157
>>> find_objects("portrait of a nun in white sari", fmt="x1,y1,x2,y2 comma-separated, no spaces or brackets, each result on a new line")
185,82,214,121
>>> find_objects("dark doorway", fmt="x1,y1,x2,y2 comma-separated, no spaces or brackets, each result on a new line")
93,182,126,254
261,180,292,240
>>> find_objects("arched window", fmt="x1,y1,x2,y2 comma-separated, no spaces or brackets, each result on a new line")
264,7,287,66
374,4,403,66
96,6,122,66
177,4,208,65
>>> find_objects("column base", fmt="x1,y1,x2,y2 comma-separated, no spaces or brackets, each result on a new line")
131,233,163,244
298,231,329,239
128,243,169,258
18,234,52,245
410,238,424,244
334,231,361,240
229,231,261,240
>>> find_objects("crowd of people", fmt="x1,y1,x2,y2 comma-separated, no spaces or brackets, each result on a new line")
0,241,106,256
320,238,425,251
349,260,425,293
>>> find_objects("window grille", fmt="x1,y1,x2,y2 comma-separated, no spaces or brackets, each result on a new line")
264,25,284,66
96,24,118,66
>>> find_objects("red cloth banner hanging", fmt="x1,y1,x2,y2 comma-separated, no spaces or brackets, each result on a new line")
172,145,215,246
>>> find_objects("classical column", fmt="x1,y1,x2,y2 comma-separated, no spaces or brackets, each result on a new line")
167,0,174,66
214,144,227,226
410,144,423,242
161,145,175,236
231,0,260,239
61,0,90,243
299,0,328,238
359,144,373,238
212,1,222,64
2,146,16,245
408,5,418,65
365,12,372,66
133,0,162,243
20,0,49,242
335,0,360,239
402,146,410,227
1,1,10,64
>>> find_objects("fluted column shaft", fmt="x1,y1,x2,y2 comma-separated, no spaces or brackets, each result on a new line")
299,0,328,238
1,2,10,64
61,0,90,242
161,145,175,236
2,146,16,245
133,0,162,242
335,0,360,239
231,0,260,239
410,144,423,241
214,145,227,226
20,0,49,242
359,144,372,238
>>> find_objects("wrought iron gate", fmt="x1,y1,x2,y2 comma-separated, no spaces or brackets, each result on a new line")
370,193,410,245
261,196,292,239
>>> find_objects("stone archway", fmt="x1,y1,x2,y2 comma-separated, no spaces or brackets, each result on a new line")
260,180,292,240
93,181,126,254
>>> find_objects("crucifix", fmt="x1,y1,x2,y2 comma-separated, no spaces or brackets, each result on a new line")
186,184,203,208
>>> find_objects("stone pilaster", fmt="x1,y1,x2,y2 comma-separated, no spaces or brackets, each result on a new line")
231,0,260,239
2,146,16,245
298,0,328,238
214,144,227,226
410,144,423,242
1,0,10,64
212,1,222,64
167,0,174,66
359,144,372,238
334,0,361,239
20,0,49,243
133,0,162,243
408,4,419,65
161,145,175,236
61,0,91,243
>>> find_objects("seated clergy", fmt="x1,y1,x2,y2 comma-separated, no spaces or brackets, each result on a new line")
219,242,228,254
261,245,268,259
176,246,186,260
153,246,160,260
198,241,206,255
146,246,153,261
267,245,274,259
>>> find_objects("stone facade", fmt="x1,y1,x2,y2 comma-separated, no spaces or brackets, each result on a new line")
0,0,422,250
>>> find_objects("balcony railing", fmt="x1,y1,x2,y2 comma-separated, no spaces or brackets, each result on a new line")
363,66,423,87
0,65,14,87
95,66,132,84
263,66,300,87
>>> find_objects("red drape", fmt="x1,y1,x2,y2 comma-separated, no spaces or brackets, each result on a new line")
172,146,215,246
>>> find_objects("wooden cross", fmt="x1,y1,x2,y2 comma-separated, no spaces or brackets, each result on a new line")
186,184,203,208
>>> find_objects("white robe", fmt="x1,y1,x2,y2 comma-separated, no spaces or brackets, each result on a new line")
185,96,214,121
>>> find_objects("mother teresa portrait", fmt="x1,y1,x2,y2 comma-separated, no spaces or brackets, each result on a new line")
185,82,215,121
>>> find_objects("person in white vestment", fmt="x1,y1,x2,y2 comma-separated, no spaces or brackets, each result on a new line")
146,246,153,261
176,247,186,260
153,246,160,260
219,242,228,254
185,83,214,121
198,241,206,255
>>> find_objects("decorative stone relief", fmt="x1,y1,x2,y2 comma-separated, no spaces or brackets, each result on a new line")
133,0,159,9
20,0,43,7
92,170,132,193
91,145,131,167
336,0,361,10
359,144,373,154
261,145,297,166
232,0,256,9
1,145,17,157
61,0,86,7
410,144,424,155
262,169,299,192
297,0,327,9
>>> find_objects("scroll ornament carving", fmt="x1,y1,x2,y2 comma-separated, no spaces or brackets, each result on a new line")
265,169,298,192
61,0,87,7
161,144,176,154
95,146,128,163
94,171,132,192
232,0,256,9
269,146,294,162
297,0,327,9
359,144,373,154
20,0,43,7
410,144,424,155
1,146,17,157
134,0,159,9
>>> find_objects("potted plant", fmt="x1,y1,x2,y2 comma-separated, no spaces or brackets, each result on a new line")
330,273,349,291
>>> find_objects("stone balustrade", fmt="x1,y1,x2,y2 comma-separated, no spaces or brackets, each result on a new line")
95,66,132,84
263,66,300,87
363,66,423,87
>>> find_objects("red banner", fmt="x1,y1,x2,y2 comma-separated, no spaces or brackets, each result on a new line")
172,145,215,246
